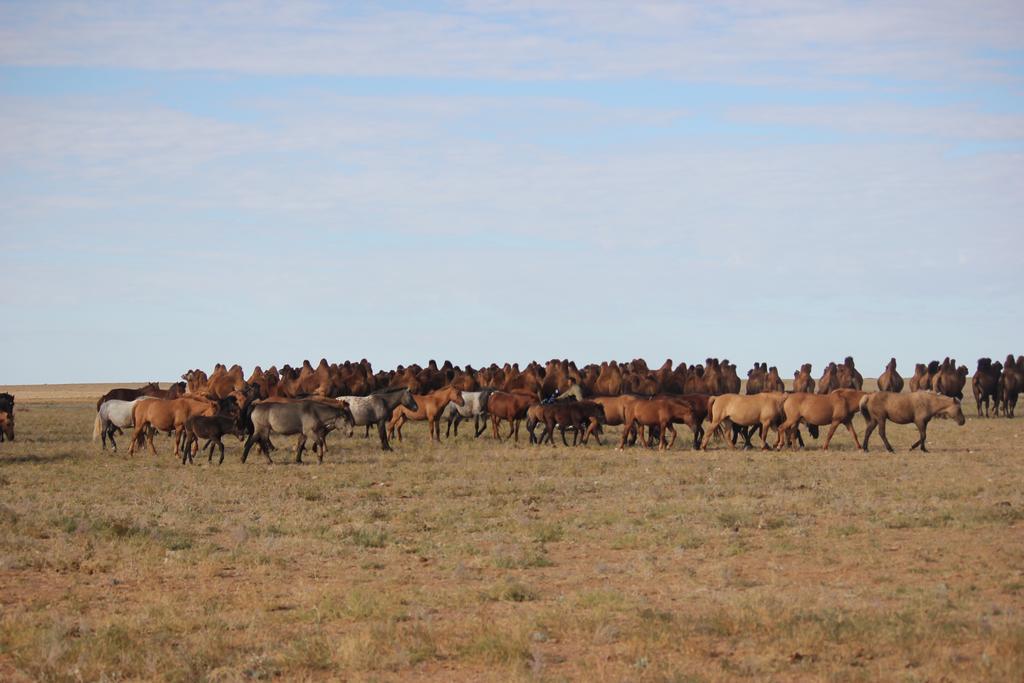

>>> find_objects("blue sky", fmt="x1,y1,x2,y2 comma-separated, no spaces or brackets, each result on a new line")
1,1,1022,383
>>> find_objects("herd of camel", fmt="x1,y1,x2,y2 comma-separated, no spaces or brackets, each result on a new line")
71,353,1023,464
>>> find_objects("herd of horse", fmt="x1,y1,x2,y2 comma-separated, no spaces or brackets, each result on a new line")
64,354,1021,464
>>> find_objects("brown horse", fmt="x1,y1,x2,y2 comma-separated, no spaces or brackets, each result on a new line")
619,398,700,451
860,391,965,453
96,382,165,411
527,401,605,446
486,391,538,442
129,397,231,456
0,411,14,442
778,389,864,450
877,358,904,393
387,386,465,442
700,393,788,450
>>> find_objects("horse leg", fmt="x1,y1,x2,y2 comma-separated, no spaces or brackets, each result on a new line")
878,419,894,453
911,418,930,452
560,424,570,447
618,419,635,450
844,420,861,450
658,421,669,450
513,419,521,443
147,427,159,456
378,419,392,451
822,422,840,450
241,434,256,463
217,438,226,465
491,415,500,441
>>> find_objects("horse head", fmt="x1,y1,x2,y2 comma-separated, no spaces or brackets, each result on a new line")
401,390,419,412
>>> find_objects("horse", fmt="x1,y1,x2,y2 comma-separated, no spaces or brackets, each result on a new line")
485,390,538,442
777,389,865,450
241,399,353,464
387,386,465,443
442,389,494,438
336,388,418,451
972,358,1002,417
182,413,248,465
128,396,235,456
877,358,904,393
93,397,147,451
95,382,165,411
619,398,700,451
860,391,965,453
0,392,14,416
700,393,788,450
528,401,605,447
0,411,13,442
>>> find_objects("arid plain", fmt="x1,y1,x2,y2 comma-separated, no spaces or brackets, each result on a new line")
0,383,1022,681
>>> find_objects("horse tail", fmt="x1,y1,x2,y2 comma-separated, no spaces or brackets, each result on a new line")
858,394,870,419
92,411,102,441
706,396,717,420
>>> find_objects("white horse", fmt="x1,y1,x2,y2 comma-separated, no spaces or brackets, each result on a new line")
441,389,493,438
93,398,149,452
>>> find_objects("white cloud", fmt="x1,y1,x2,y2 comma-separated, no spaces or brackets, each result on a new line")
1,1,1022,83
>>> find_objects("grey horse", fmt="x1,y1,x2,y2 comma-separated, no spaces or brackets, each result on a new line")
442,388,494,438
242,399,354,464
336,388,419,451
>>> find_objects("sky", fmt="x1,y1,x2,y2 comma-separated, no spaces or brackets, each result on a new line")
1,1,1023,384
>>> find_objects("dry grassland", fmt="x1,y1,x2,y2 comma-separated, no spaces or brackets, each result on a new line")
0,384,1022,681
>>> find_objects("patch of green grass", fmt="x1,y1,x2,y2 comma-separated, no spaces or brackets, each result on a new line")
347,525,388,548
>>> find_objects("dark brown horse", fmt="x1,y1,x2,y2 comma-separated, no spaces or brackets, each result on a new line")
96,382,165,411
